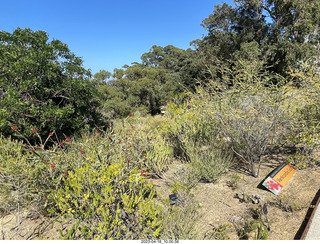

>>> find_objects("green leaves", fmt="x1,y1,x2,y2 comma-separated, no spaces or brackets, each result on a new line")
96,44,198,119
0,28,103,142
52,153,161,240
196,0,320,81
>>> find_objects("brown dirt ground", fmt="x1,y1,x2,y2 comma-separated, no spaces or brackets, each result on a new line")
151,158,320,240
193,163,320,240
1,159,320,240
0,209,69,240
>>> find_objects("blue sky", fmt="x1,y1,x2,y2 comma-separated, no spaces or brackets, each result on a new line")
1,0,234,75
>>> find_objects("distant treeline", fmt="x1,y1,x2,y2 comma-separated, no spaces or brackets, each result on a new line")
94,0,320,118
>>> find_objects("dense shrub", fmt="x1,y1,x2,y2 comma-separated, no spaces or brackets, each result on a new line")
113,113,174,178
166,96,233,182
0,28,104,142
214,87,291,177
0,121,183,240
166,67,296,178
0,134,67,217
50,159,163,240
284,61,320,168
0,135,33,215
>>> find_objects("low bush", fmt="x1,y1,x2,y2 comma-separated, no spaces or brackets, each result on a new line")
0,135,32,216
187,143,234,183
0,134,67,217
227,174,242,190
205,223,233,240
165,91,234,182
283,63,320,168
215,87,291,177
1,119,201,240
50,159,163,240
159,182,202,240
113,114,174,178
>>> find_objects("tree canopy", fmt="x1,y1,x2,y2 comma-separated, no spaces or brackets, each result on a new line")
94,0,320,119
195,0,320,78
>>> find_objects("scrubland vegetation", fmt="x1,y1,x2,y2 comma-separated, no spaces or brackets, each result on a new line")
1,0,320,240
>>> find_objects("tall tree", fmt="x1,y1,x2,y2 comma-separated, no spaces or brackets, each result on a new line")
94,69,111,83
195,0,320,79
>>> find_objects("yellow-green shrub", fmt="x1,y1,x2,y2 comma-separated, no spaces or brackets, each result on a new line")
0,135,31,215
113,114,175,178
165,90,234,182
50,159,163,240
0,135,65,216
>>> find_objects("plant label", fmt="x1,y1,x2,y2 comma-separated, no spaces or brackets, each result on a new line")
262,163,297,195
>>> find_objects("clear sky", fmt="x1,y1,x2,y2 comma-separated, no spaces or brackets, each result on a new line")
1,0,234,75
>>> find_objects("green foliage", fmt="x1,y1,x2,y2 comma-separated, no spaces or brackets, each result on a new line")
96,44,202,119
248,219,268,240
165,62,304,178
0,133,70,216
160,184,202,240
227,174,242,190
92,0,320,119
111,114,174,178
0,118,205,240
215,88,290,177
2,1,320,240
166,98,216,161
0,123,169,239
286,126,320,169
0,135,31,215
144,135,173,178
196,0,320,80
0,28,104,142
187,144,234,183
205,223,233,240
237,206,269,240
94,69,112,83
283,61,320,168
165,91,234,182
50,159,162,240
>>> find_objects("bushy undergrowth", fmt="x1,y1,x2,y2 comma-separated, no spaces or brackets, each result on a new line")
160,194,201,240
284,63,320,169
0,135,38,216
165,98,232,183
213,86,292,177
114,113,174,178
51,158,162,240
0,122,166,239
2,60,320,240
165,63,320,177
0,114,205,240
